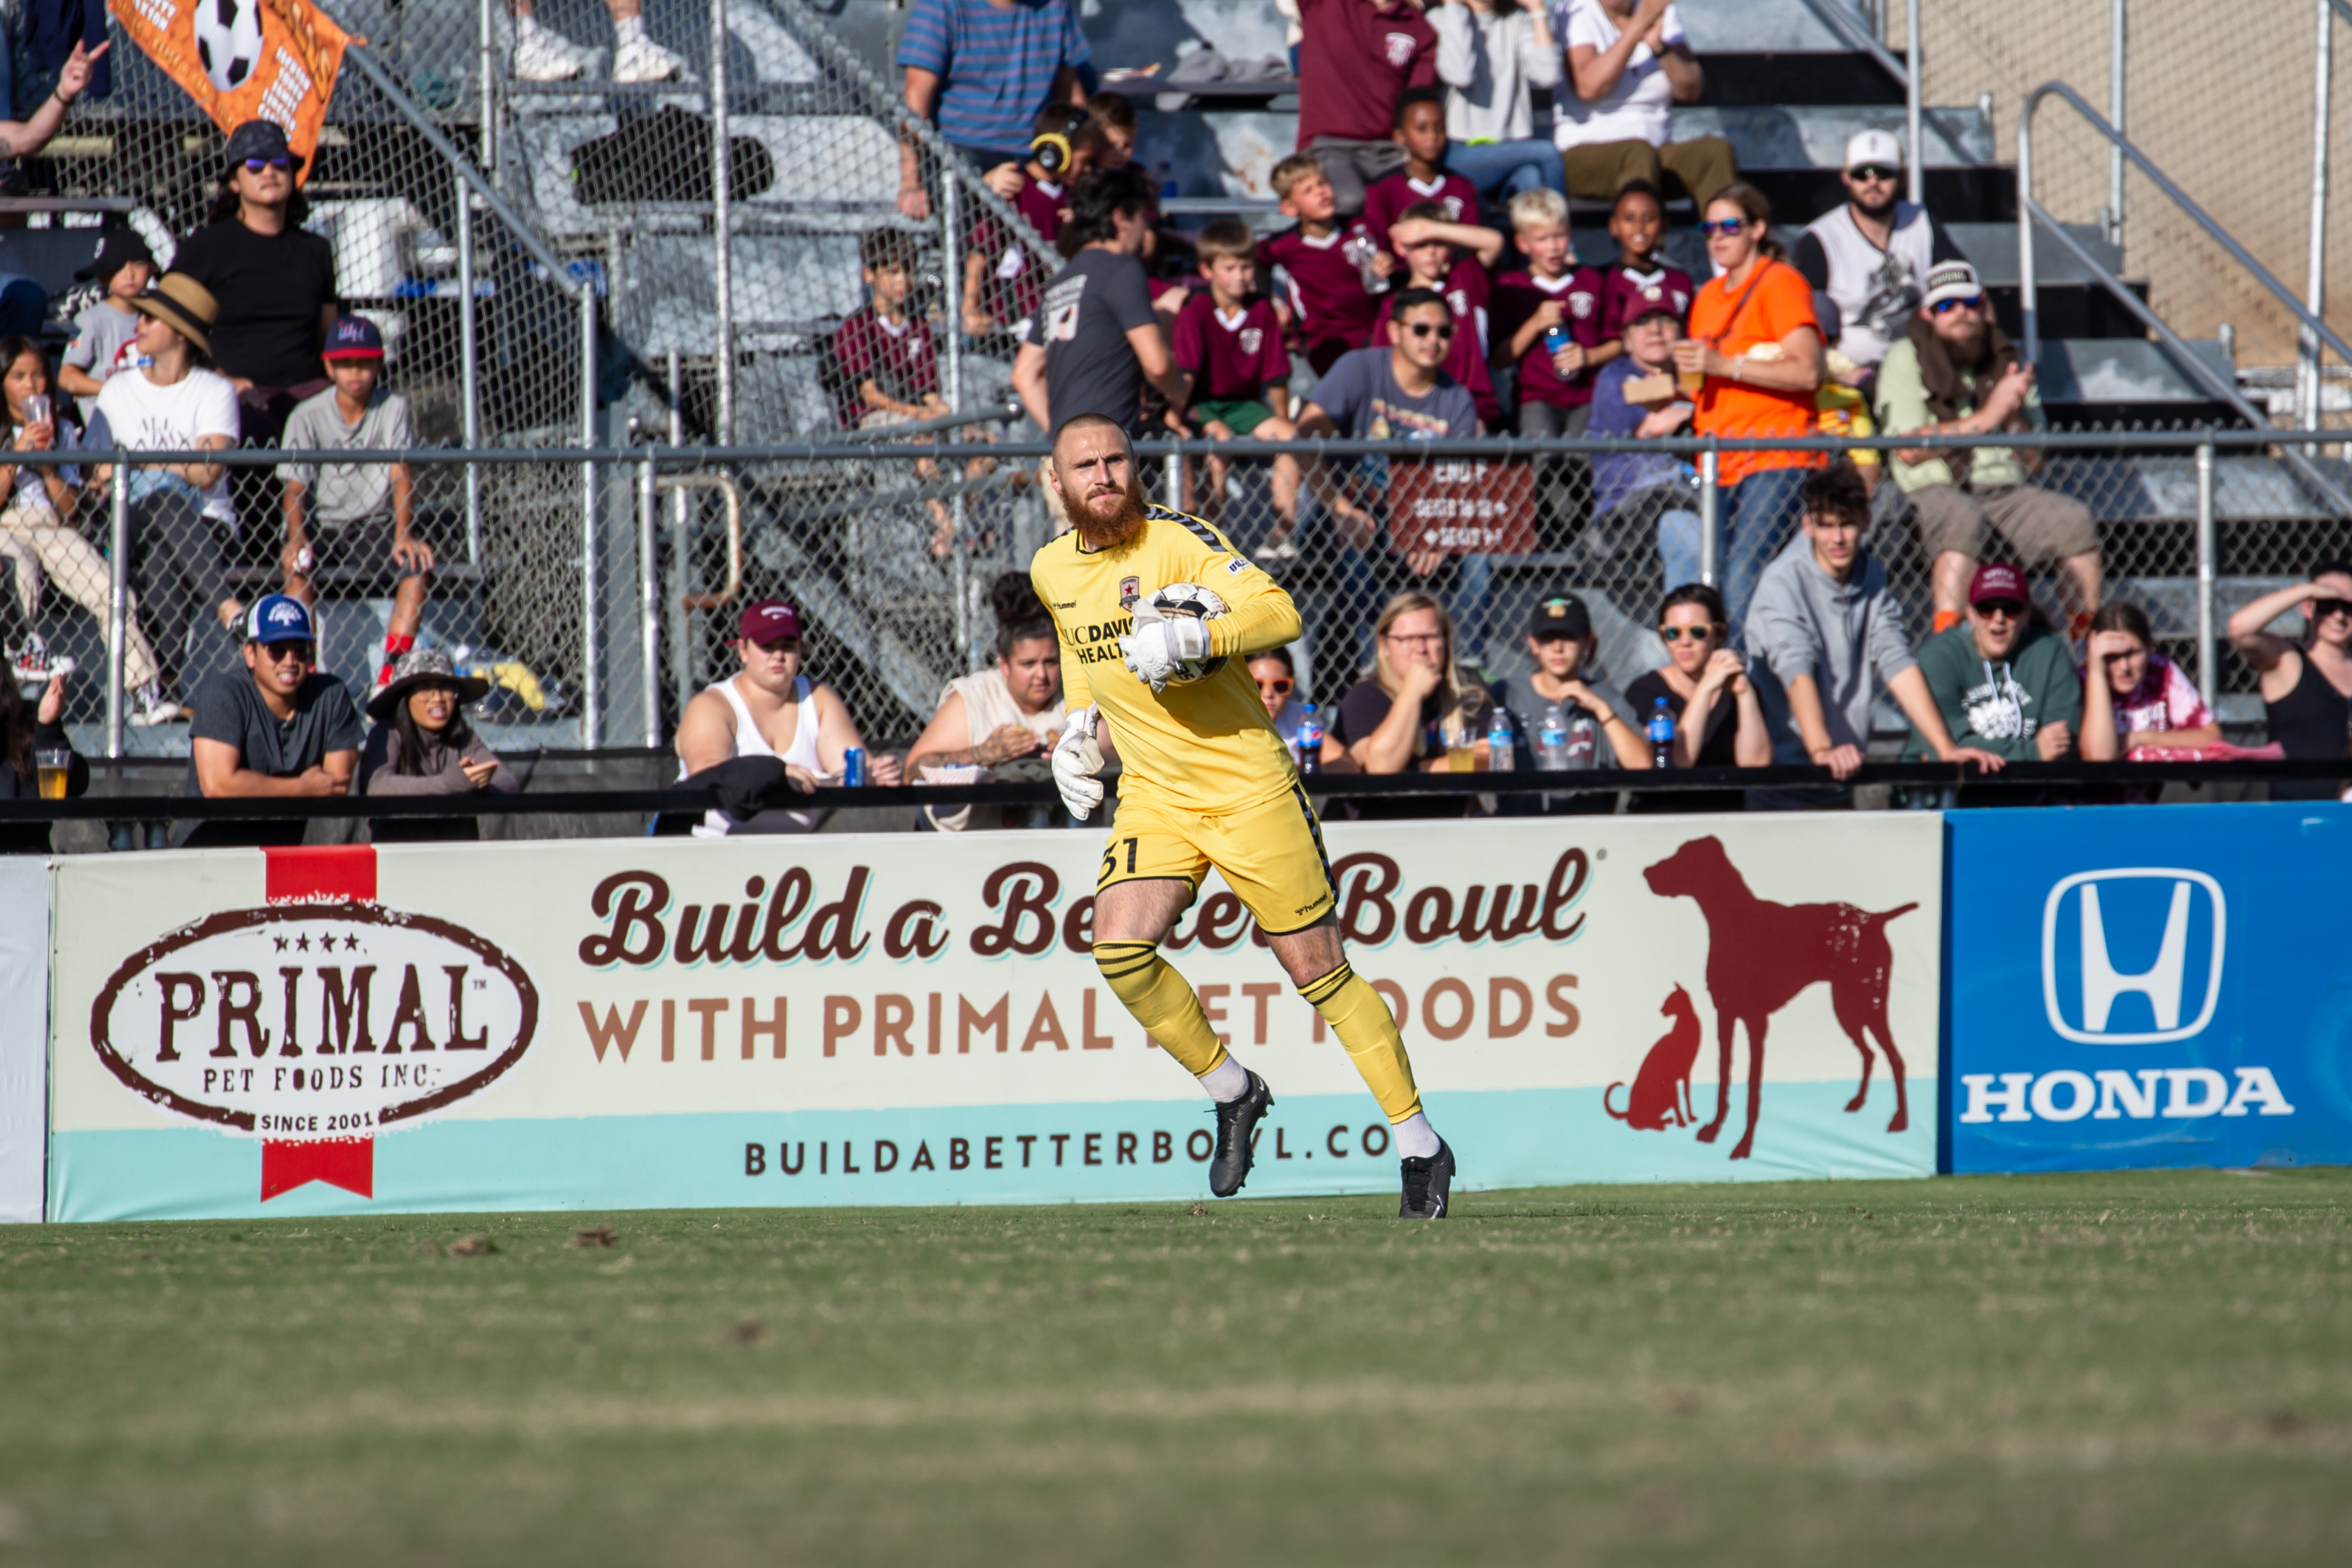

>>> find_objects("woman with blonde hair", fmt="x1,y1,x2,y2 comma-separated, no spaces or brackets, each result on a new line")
1322,591,1496,817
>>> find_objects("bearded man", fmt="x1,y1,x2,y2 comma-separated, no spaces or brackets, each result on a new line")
1792,129,1966,383
1030,413,1458,1218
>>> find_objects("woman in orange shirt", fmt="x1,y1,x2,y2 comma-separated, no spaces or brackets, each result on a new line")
1669,182,1824,635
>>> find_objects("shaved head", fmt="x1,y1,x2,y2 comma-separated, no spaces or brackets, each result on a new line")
1049,416,1148,548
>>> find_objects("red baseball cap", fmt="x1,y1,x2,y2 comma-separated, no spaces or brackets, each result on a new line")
1967,562,2028,607
737,600,804,641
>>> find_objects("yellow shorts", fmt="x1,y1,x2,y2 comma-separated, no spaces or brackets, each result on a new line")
1097,782,1337,935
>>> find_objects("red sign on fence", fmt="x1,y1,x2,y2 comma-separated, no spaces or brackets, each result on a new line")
1385,457,1540,555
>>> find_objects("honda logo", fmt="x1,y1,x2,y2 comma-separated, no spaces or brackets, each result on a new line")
2040,869,2225,1044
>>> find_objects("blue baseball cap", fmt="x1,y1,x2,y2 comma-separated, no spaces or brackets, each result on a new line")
246,593,316,645
322,315,383,361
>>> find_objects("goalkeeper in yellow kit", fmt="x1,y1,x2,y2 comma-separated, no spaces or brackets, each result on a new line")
1032,414,1454,1218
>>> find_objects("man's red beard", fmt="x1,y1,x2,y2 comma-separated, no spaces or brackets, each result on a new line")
1066,473,1150,549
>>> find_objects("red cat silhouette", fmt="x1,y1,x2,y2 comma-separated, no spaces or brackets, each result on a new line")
1605,985,1702,1131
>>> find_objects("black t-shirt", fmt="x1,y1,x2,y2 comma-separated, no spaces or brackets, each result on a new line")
1025,248,1159,436
174,219,338,388
1328,675,1493,819
1625,668,1746,815
183,671,364,796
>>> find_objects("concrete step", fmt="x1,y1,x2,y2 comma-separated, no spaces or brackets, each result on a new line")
1676,0,1874,52
1667,103,1991,169
1689,51,1902,107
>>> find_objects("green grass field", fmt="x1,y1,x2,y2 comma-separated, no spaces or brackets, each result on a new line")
3,1168,2348,1566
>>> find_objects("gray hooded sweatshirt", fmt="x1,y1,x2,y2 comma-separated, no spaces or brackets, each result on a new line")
1745,535,1918,764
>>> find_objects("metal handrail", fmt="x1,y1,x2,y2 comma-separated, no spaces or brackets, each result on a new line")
663,474,746,612
2018,81,2352,373
1797,0,1910,85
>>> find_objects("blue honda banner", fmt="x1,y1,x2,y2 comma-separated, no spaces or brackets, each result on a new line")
1946,802,2352,1173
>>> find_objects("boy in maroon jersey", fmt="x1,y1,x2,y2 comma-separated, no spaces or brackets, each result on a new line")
1490,187,1605,437
1362,88,1480,261
1595,182,1695,345
836,229,971,556
1171,218,1303,536
1368,199,1504,428
1263,152,1394,376
964,104,1103,337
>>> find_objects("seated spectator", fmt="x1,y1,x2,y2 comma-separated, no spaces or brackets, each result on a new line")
1249,645,1322,760
1879,261,2101,635
279,317,426,694
0,666,87,853
1748,463,2000,791
2079,601,2220,762
0,337,161,694
1594,181,1694,344
1491,188,1603,437
1086,91,1137,169
1625,582,1767,813
1554,0,1733,207
506,0,681,84
1792,131,1966,386
835,229,967,557
895,0,1090,221
1171,219,1302,536
1587,293,1698,574
180,594,362,848
1323,590,1495,817
675,600,901,837
361,647,517,841
1264,152,1395,374
966,104,1102,338
84,273,240,727
1672,183,1822,633
1489,591,1648,793
2228,564,2352,800
1363,88,1482,257
1295,0,1438,217
59,230,154,426
907,572,1066,831
1428,0,1565,207
1904,562,2081,764
1369,202,1504,428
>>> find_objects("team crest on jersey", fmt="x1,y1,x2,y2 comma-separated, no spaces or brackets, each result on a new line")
1239,327,1263,356
1447,288,1468,317
1119,576,1141,608
1570,291,1596,319
1443,196,1464,221
1384,31,1416,66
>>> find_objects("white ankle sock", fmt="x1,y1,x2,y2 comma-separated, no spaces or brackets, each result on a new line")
1197,1057,1251,1103
612,13,647,44
1393,1112,1439,1159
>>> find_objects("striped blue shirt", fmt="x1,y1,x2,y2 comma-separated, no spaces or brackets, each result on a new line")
896,0,1090,159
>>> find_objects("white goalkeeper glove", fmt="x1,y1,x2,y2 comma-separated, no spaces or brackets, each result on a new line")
1051,706,1106,821
1117,598,1212,692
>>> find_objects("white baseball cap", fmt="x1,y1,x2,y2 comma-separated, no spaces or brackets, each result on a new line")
1919,261,1985,309
1844,129,1904,172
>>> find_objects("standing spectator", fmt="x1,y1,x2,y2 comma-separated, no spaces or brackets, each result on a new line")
1322,590,1495,818
1594,180,1694,343
1488,590,1648,779
1904,561,2082,763
1264,153,1394,374
1586,291,1697,572
964,103,1101,337
277,317,426,694
1362,88,1483,258
1553,0,1734,206
1294,0,1440,217
2078,602,2221,762
0,668,86,853
1491,188,1603,437
506,0,681,83
1671,183,1822,632
173,121,338,451
1428,0,1565,207
895,0,1091,220
84,274,239,726
906,572,1066,831
180,594,361,849
360,647,517,841
1879,261,2101,637
1171,220,1301,532
2228,564,2352,800
0,336,162,697
58,230,153,426
1747,463,1999,784
1792,131,1966,385
1624,582,1768,812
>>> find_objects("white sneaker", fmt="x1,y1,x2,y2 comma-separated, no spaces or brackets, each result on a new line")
513,26,589,81
609,34,683,84
128,683,185,727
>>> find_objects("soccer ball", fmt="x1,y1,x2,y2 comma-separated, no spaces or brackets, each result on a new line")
195,0,265,93
1144,581,1228,685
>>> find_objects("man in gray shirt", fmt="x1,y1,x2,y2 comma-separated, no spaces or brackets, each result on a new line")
1745,463,2002,791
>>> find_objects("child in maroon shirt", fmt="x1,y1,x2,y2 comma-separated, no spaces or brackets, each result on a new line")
1263,151,1394,375
835,229,964,553
1171,219,1303,535
1361,88,1482,260
1294,0,1438,216
1489,187,1606,436
1595,182,1696,344
963,105,1102,336
1367,198,1505,428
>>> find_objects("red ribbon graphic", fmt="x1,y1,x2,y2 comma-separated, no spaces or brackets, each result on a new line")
260,845,379,1201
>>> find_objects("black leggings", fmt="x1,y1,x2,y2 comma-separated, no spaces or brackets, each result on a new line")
127,488,231,693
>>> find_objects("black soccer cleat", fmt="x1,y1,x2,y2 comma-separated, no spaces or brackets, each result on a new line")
1208,1070,1274,1197
1398,1138,1456,1220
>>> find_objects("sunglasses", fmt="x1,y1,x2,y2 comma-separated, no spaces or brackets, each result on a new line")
1974,600,2028,619
242,156,293,173
2312,597,2352,619
1697,218,1747,237
1256,676,1294,694
256,640,315,662
1929,295,1985,315
1657,624,1723,643
1404,321,1454,339
1847,164,1900,182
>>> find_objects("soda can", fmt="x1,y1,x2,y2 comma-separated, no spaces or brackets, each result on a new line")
842,746,868,788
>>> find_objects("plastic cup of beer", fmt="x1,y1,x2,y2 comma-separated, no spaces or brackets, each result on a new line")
1446,742,1479,772
1676,365,1704,396
35,745,69,800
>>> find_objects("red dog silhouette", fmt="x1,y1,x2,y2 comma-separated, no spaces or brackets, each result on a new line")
1605,985,1702,1130
1642,836,1915,1159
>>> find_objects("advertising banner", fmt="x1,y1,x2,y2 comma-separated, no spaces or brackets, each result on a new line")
1947,803,2352,1173
48,815,1941,1220
0,859,49,1225
108,0,348,171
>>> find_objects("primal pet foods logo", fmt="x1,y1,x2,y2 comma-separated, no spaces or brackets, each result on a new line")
2040,868,2224,1044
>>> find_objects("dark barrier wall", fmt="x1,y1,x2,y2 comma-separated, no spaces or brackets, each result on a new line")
1945,802,2352,1173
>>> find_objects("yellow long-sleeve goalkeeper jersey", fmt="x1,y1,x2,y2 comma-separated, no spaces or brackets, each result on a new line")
1030,505,1303,814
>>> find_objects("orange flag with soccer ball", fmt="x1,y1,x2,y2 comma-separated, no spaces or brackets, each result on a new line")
107,0,348,179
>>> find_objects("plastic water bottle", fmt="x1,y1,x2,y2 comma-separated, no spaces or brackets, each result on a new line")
1647,697,1676,770
1544,323,1572,360
1487,707,1515,772
1157,160,1181,204
1296,702,1323,775
1537,704,1569,771
1341,230,1390,295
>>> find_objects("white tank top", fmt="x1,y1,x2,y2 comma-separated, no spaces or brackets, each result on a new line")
687,673,824,836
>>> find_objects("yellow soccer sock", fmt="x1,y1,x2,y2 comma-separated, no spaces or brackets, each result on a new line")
1298,961,1422,1123
1093,940,1228,1077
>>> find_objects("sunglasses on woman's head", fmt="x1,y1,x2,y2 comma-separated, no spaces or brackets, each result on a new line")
1697,218,1746,237
1657,624,1723,643
242,156,292,173
1404,321,1454,339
